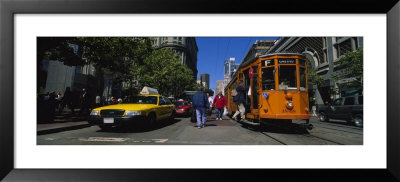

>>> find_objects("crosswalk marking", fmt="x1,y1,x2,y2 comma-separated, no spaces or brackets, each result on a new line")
79,137,128,142
76,137,169,143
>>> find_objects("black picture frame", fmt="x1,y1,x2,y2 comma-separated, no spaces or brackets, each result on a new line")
1,0,399,181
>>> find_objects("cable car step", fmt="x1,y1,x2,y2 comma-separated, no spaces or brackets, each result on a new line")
239,119,260,126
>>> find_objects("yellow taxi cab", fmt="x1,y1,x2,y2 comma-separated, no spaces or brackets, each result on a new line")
88,87,175,130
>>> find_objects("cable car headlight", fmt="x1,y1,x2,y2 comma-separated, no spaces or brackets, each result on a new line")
286,102,294,110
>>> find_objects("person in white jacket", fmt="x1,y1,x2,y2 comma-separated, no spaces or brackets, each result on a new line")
207,93,213,117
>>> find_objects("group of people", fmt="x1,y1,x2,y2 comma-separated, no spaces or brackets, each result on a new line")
191,81,247,129
56,87,92,116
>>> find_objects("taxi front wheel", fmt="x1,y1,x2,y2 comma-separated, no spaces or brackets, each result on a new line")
169,111,175,121
147,113,156,127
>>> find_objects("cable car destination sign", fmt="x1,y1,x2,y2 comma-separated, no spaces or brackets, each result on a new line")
278,58,296,64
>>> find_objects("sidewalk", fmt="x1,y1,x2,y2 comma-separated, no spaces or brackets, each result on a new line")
37,108,92,135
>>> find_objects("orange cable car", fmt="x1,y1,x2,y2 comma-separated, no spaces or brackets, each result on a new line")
224,53,312,129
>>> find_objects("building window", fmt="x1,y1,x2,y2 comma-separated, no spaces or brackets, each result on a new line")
334,38,353,58
336,37,344,42
322,37,327,48
323,48,328,64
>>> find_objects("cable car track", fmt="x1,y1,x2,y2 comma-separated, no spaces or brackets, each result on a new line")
253,121,346,145
315,121,363,131
260,131,344,145
310,124,363,135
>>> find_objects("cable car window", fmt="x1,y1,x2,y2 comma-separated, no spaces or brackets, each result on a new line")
299,59,306,66
299,67,306,91
262,67,275,90
279,66,297,90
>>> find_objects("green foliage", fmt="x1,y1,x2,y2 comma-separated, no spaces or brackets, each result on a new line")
77,37,153,83
331,48,363,86
37,37,197,97
307,59,324,86
138,49,197,97
37,37,83,66
75,37,154,96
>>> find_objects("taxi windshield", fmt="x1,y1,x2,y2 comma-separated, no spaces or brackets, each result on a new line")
127,96,158,104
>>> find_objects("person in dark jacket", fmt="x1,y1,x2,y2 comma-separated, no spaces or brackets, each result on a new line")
192,87,210,129
232,81,246,121
59,87,75,115
79,88,90,116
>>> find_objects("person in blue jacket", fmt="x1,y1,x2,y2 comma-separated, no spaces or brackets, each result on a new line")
192,87,210,129
232,80,246,121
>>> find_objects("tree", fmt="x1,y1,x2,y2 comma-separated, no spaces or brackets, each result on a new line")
332,48,363,87
307,59,324,87
76,37,154,96
138,48,197,97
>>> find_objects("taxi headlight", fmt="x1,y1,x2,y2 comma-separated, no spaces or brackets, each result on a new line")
90,110,99,116
125,111,146,116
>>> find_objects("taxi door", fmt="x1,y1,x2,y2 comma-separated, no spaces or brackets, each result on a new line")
163,97,175,118
158,97,172,119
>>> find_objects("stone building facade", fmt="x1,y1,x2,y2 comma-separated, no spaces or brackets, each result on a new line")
152,37,199,79
267,37,363,104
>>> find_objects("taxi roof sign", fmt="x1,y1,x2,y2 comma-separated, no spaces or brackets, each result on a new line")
140,86,159,95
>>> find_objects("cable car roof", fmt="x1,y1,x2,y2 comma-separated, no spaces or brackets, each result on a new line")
226,52,305,88
259,52,305,58
236,52,304,71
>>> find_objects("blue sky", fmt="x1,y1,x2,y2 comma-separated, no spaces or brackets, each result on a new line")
196,37,279,90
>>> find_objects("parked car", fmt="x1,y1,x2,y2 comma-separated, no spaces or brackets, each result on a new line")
318,95,363,127
88,91,175,130
174,99,192,116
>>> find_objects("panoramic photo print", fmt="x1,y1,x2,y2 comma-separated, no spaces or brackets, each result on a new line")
36,37,363,145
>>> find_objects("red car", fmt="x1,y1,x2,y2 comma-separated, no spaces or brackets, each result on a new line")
174,100,192,116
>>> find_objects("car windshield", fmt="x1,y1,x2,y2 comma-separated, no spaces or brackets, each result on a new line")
174,102,188,106
126,96,158,104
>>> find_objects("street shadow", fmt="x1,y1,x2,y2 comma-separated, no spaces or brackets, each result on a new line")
37,115,88,124
174,115,191,119
190,123,218,128
96,118,182,133
243,122,310,134
324,120,356,127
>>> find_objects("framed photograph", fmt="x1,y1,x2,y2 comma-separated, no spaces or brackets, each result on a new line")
1,0,399,181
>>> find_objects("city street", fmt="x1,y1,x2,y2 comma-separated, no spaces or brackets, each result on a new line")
37,114,363,145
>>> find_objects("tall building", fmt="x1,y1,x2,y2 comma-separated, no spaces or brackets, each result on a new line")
215,80,225,95
224,57,239,88
200,73,210,89
267,37,363,104
242,39,276,63
39,42,98,96
152,37,199,79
